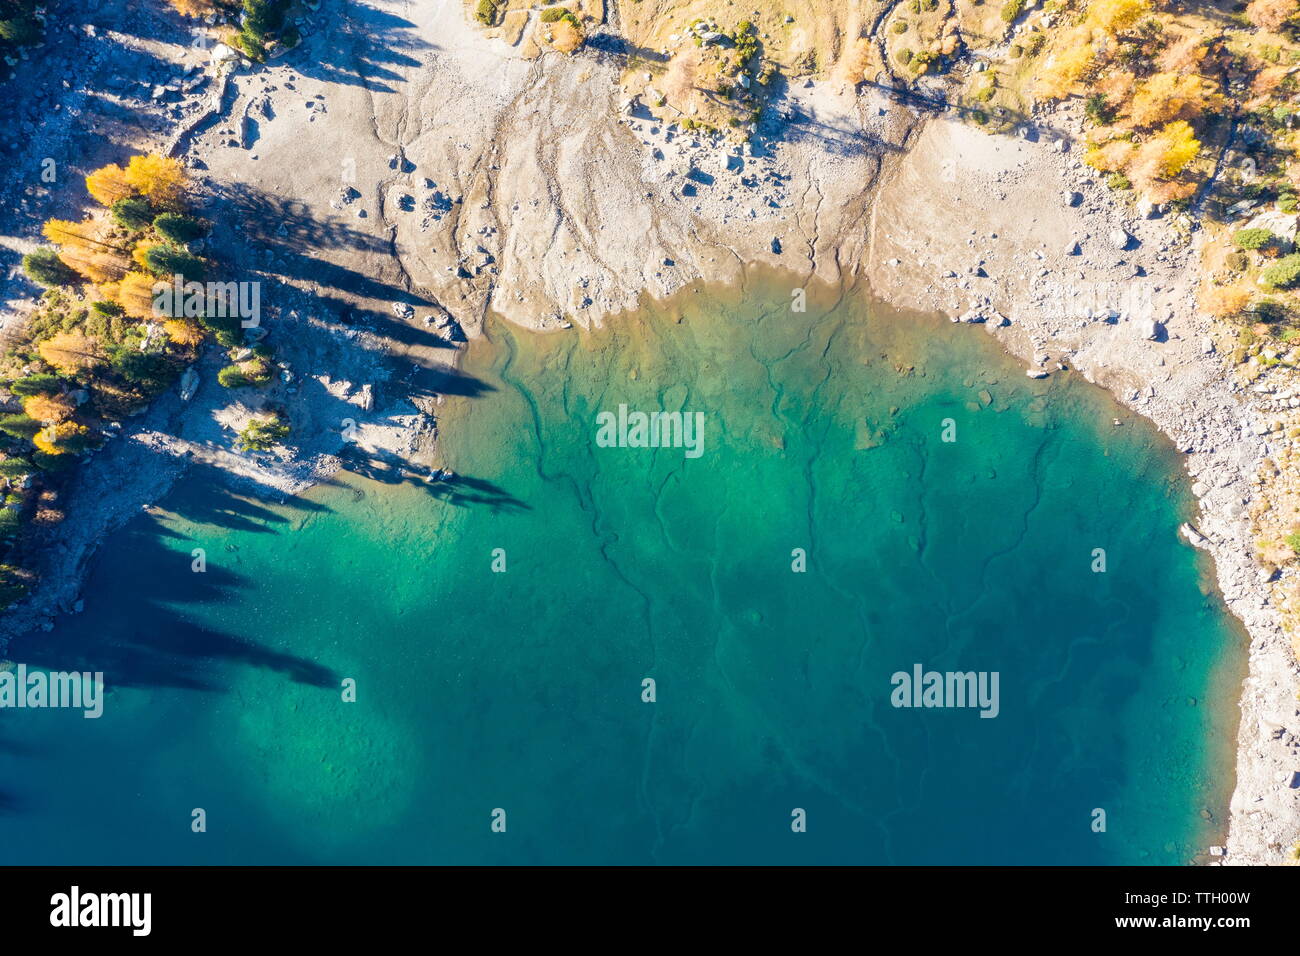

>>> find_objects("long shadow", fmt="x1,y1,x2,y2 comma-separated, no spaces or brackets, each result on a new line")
337,451,529,513
0,1,189,311
266,254,427,312
156,467,330,535
311,292,460,352
777,107,906,157
857,76,1067,145
581,33,670,67
425,472,530,512
218,182,390,257
291,1,433,94
7,479,339,695
417,366,496,399
1170,0,1258,29
216,182,435,305
212,182,458,350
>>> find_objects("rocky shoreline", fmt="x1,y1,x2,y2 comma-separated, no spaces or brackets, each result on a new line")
865,106,1300,865
0,1,1295,863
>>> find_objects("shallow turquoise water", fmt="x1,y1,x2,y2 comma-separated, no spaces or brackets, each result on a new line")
0,280,1241,864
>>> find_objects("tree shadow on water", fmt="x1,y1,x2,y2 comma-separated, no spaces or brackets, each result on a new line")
419,366,496,398
163,467,331,536
7,481,339,696
310,291,460,355
0,728,31,815
335,451,529,514
425,473,530,512
0,786,21,815
0,476,348,816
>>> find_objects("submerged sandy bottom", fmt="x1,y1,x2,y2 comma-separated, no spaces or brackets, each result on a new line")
0,278,1242,864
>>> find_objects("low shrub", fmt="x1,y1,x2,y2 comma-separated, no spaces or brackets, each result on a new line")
236,414,289,452
1260,253,1300,289
1233,227,1278,251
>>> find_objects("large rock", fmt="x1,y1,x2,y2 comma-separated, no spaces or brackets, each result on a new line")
210,43,240,66
1136,196,1161,219
1244,210,1300,252
179,367,200,401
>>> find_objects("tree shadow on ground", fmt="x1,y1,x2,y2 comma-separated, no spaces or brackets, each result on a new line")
218,182,389,258
292,1,434,94
312,291,459,353
855,75,1069,145
0,4,183,314
212,182,452,351
582,33,670,67
154,468,331,535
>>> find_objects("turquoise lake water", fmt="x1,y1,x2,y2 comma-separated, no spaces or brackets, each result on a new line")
0,279,1242,864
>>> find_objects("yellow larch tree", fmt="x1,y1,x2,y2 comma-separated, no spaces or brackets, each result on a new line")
84,164,135,206
166,0,219,16
43,218,122,253
549,19,584,54
59,247,130,284
132,241,161,271
118,271,163,320
1036,30,1095,99
1247,0,1300,32
1085,137,1136,172
163,319,205,347
33,421,91,457
22,393,77,424
1128,121,1201,201
1086,0,1151,34
42,217,131,282
1199,282,1252,319
124,154,186,211
1128,73,1221,128
1146,120,1201,176
37,332,106,376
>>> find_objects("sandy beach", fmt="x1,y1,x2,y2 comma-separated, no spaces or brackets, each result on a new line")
0,0,1295,863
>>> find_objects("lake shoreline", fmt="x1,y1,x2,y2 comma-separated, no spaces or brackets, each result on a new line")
0,1,1294,863
1,277,1241,864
